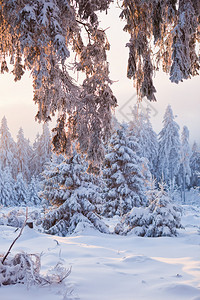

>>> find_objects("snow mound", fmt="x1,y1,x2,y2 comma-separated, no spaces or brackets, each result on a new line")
164,284,200,299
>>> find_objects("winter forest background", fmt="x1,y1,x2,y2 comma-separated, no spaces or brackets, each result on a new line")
0,102,199,237
1,1,200,297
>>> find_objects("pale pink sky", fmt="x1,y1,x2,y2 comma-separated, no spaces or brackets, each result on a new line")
0,4,199,145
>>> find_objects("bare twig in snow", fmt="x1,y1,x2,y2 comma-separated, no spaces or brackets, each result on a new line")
2,207,28,264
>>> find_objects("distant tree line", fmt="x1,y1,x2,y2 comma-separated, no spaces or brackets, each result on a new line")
0,116,52,206
0,107,199,237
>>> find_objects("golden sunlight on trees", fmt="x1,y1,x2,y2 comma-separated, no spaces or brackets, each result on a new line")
0,0,200,163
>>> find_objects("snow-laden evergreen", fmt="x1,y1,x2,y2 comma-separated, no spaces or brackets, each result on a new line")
0,167,17,207
180,126,191,184
0,112,198,220
190,142,200,188
157,105,181,186
115,182,182,237
0,116,17,178
16,127,31,182
27,177,41,206
42,150,109,236
31,124,52,177
102,123,148,218
31,133,40,177
178,126,191,202
14,173,28,206
129,106,158,177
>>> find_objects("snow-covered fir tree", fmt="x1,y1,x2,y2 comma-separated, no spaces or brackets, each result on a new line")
129,105,158,177
115,182,182,237
31,133,41,177
39,123,52,164
0,167,17,207
0,117,17,178
27,176,41,206
102,123,148,218
16,127,31,182
41,150,108,236
157,105,181,187
190,142,200,188
32,124,52,177
179,126,191,202
0,168,4,206
143,108,158,177
15,173,28,206
24,137,34,180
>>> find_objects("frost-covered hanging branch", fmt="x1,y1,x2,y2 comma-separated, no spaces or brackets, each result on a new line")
0,0,114,164
1,0,200,161
120,0,200,101
170,0,199,83
70,23,117,162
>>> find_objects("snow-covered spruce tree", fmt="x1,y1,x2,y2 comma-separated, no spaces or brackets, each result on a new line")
15,173,28,206
115,182,182,237
178,126,191,202
0,167,17,207
16,127,31,182
31,124,52,177
26,138,34,179
0,116,17,178
157,105,181,187
190,142,200,188
0,168,4,206
102,123,148,218
129,105,158,177
27,176,41,206
142,108,158,177
31,133,41,177
41,150,109,236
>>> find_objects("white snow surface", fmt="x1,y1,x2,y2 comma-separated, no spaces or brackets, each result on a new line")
0,205,200,300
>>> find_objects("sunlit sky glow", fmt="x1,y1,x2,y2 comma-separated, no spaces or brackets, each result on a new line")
0,4,199,145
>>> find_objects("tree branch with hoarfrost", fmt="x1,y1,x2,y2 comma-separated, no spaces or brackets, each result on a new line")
0,0,116,163
120,0,200,101
0,0,200,161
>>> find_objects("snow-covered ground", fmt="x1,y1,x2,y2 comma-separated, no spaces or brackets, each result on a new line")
0,205,200,300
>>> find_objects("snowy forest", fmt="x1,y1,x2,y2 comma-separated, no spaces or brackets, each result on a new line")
0,104,199,236
1,104,200,299
1,0,200,299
